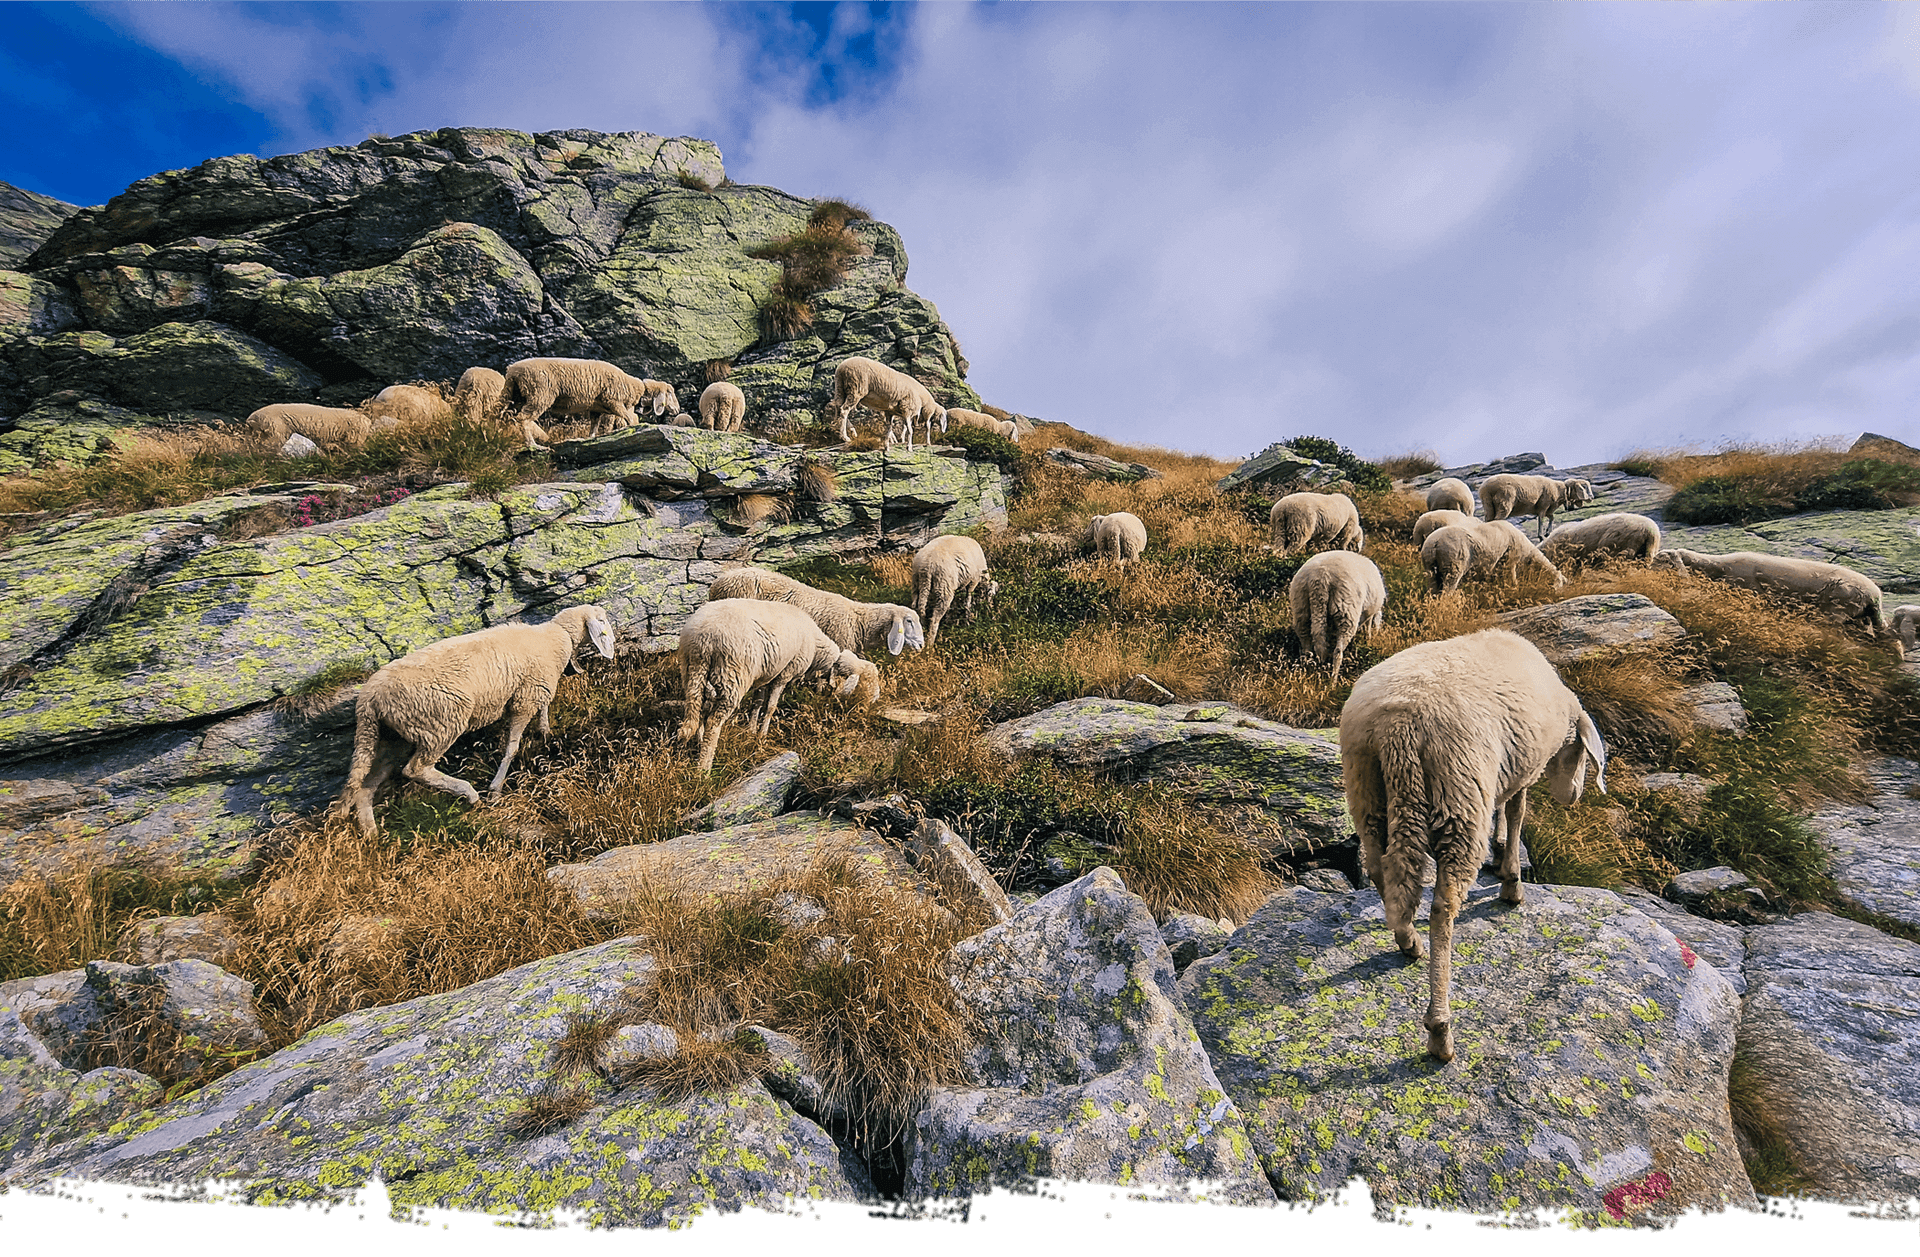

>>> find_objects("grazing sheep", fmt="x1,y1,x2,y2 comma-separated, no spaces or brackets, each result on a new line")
706,566,926,656
1421,520,1566,594
246,403,378,450
1288,551,1387,676
364,383,444,426
1340,628,1607,1061
698,381,747,432
1479,473,1595,538
676,599,880,772
1269,491,1364,557
911,534,999,648
944,407,1018,439
337,605,617,837
1411,508,1475,549
1425,477,1475,516
822,356,945,445
1651,548,1897,650
1539,512,1662,569
453,366,508,426
500,357,674,451
1892,605,1920,654
1088,512,1149,566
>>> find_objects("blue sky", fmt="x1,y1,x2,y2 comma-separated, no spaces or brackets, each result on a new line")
2,1,1917,466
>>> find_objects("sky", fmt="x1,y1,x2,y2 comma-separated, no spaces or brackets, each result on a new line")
1,1,1917,467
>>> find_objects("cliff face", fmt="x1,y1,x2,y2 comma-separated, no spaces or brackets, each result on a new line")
0,128,978,464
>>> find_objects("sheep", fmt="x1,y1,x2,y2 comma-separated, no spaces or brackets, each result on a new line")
1479,473,1595,538
698,381,747,432
911,534,999,648
1340,627,1607,1061
705,566,926,657
336,605,617,837
1892,605,1920,654
1411,508,1475,549
363,383,444,426
1651,548,1897,650
1088,512,1148,567
943,407,1018,439
676,599,880,772
1421,520,1566,595
1288,551,1387,677
453,366,508,426
246,403,380,450
1539,512,1662,569
1269,491,1364,557
1425,477,1475,516
500,357,677,451
822,356,945,445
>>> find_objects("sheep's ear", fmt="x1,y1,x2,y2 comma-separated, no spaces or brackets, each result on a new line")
886,617,907,655
837,669,862,696
1577,710,1607,793
588,616,616,659
651,392,668,417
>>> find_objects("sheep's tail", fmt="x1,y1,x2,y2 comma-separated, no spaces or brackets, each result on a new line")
678,648,709,745
1308,580,1332,665
337,696,385,836
1378,721,1432,868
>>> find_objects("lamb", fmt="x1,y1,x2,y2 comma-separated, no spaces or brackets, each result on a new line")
698,381,747,432
500,357,678,451
943,407,1018,439
453,367,508,425
911,534,999,648
1340,627,1607,1061
336,605,617,837
1088,512,1148,566
1421,520,1566,594
1539,512,1662,569
1411,508,1474,549
676,599,880,772
363,383,445,426
705,566,926,656
1651,548,1896,649
1892,605,1920,654
246,402,379,450
822,356,945,445
1288,551,1387,677
1269,491,1364,557
1425,477,1475,516
1479,473,1595,538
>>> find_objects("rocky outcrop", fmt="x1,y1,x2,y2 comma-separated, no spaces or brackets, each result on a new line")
1490,593,1686,666
1806,758,1920,931
0,182,80,270
683,751,804,831
1047,448,1161,483
1216,442,1345,493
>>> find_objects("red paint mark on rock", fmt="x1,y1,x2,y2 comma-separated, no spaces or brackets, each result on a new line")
1603,1170,1673,1220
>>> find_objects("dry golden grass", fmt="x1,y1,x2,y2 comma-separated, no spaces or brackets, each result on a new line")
0,861,127,981
1378,450,1445,479
1619,437,1918,490
505,1083,596,1137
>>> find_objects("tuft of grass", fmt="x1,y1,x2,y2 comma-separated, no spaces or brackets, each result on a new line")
1377,450,1444,479
1728,1044,1818,1199
729,493,792,526
705,359,732,383
1,860,242,983
747,204,873,345
611,1028,764,1100
551,1010,618,1076
807,199,872,232
795,457,838,503
506,1084,596,1137
938,424,1032,474
757,279,814,342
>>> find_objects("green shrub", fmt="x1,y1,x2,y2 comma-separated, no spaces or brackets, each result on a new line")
937,423,1030,474
1663,475,1787,525
1282,435,1391,493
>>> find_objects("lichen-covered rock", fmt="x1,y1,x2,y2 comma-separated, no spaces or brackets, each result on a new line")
82,959,267,1078
1614,889,1747,996
1161,913,1231,971
11,321,324,415
1678,682,1749,736
982,698,1349,848
0,1050,161,1176
1216,443,1342,493
0,970,105,1070
1047,448,1162,483
905,868,1275,1204
0,182,81,270
1490,594,1685,667
907,818,1014,928
683,751,803,830
1737,912,1920,1200
1179,882,1753,1218
4,937,872,1226
1806,757,1920,931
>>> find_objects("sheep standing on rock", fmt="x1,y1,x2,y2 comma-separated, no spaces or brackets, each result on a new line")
943,408,1018,439
1892,605,1920,654
1425,478,1475,516
1411,509,1474,549
1479,473,1594,537
1651,548,1898,651
706,566,926,656
1539,512,1662,569
1340,628,1607,1061
500,357,676,451
676,599,880,772
453,367,507,426
698,381,747,432
336,605,617,837
822,356,945,446
247,403,382,451
1088,512,1148,567
911,534,998,648
1421,520,1566,594
1269,491,1364,557
1288,551,1386,677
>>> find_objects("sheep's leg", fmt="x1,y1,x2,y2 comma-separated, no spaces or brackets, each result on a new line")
757,680,790,735
487,707,538,798
402,731,480,805
1424,866,1471,1063
926,601,946,649
349,734,409,837
1498,792,1527,905
696,695,739,772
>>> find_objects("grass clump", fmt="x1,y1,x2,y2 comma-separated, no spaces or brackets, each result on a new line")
1282,434,1391,492
747,198,874,344
1622,438,1920,525
1378,449,1445,479
0,861,242,983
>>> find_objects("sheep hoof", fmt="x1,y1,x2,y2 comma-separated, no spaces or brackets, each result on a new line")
1426,1024,1455,1062
1500,879,1525,905
1397,934,1425,960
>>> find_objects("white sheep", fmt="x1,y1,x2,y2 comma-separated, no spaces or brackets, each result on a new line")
1411,508,1475,549
1421,520,1566,595
943,407,1018,439
822,356,944,445
1479,473,1595,538
246,403,383,450
698,381,747,432
676,599,880,772
1651,548,1897,649
336,605,617,837
1288,550,1387,677
705,566,926,656
453,366,508,426
1088,512,1148,567
1340,627,1607,1061
1425,477,1475,516
1269,491,1364,557
911,534,999,648
500,357,677,451
1539,512,1662,569
363,383,445,426
1892,605,1920,654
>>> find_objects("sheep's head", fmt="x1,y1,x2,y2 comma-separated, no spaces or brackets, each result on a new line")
830,651,881,703
1565,478,1594,507
1545,708,1608,804
885,608,927,655
1648,550,1690,573
981,578,1000,609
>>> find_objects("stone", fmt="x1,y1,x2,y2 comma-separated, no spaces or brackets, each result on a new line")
906,818,1014,928
1738,912,1920,1200
1215,442,1341,493
0,1056,162,1176
1805,758,1920,931
1160,913,1230,971
279,432,319,459
982,697,1349,850
122,913,244,968
0,181,81,270
1180,882,1753,1217
1852,432,1920,459
1666,866,1752,903
1678,683,1749,736
6,937,873,1225
741,1025,840,1124
1296,867,1355,894
1613,888,1748,996
767,893,826,928
602,1022,679,1071
81,960,267,1080
0,970,105,1070
904,868,1275,1204
683,751,803,831
1490,594,1686,666
1046,447,1162,482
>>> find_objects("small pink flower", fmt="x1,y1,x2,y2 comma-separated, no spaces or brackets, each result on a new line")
1678,941,1698,969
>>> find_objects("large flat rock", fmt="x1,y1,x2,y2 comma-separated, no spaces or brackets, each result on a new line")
1490,593,1686,666
1806,758,1920,931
